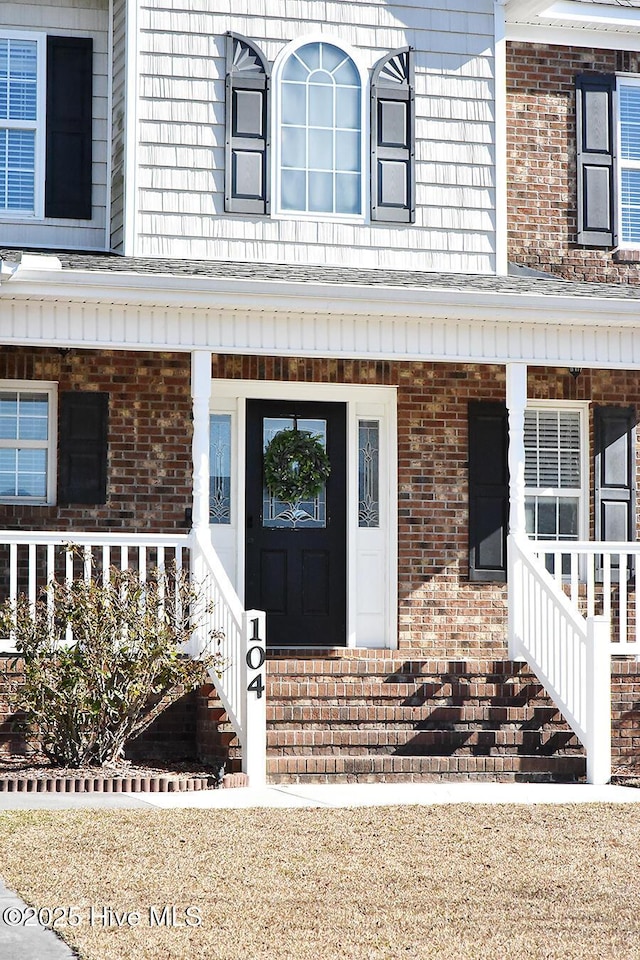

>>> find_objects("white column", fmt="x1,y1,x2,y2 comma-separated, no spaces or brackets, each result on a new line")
506,362,527,661
586,615,612,785
191,350,212,532
506,362,528,538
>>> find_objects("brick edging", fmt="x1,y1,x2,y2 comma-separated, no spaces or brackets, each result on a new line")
0,772,249,793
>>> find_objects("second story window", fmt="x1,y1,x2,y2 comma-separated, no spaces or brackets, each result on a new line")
0,36,40,215
279,41,362,216
0,32,93,222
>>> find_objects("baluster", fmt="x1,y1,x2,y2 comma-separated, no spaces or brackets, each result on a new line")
587,553,595,619
28,543,36,617
619,553,628,647
570,552,579,604
603,553,611,624
102,544,110,586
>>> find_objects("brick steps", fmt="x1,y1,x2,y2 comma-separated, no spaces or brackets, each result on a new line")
266,754,586,784
199,654,588,784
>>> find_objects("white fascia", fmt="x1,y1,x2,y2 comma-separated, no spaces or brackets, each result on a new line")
4,265,640,331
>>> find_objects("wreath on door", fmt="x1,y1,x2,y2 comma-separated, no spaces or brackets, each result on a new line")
263,429,331,502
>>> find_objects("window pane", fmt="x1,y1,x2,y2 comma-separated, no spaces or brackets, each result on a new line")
359,420,379,527
0,128,35,212
18,393,48,440
336,130,360,171
524,409,580,489
281,168,306,210
16,448,46,498
0,392,18,439
296,44,320,72
0,39,37,122
320,44,347,74
308,171,333,212
620,85,640,161
281,126,306,168
283,55,309,82
333,58,359,86
282,83,306,125
621,169,640,243
335,173,360,214
209,414,231,525
309,84,333,127
336,87,360,130
0,448,17,495
537,499,557,537
308,128,333,171
558,498,578,537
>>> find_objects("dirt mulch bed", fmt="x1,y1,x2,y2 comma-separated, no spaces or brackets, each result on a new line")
0,756,247,792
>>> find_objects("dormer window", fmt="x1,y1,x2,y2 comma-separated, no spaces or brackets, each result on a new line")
278,41,362,216
225,33,414,224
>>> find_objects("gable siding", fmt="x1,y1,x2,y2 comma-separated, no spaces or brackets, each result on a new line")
134,0,497,272
0,0,109,252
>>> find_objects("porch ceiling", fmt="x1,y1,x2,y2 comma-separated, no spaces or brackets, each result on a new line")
2,250,640,369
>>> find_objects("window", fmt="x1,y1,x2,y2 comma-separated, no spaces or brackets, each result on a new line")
279,41,362,216
524,405,587,545
0,32,92,221
618,78,640,244
0,34,42,215
0,382,56,503
225,34,414,223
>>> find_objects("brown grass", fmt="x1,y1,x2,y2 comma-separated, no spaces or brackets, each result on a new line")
1,805,640,960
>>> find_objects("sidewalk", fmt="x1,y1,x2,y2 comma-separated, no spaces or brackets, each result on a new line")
2,781,640,959
1,779,640,810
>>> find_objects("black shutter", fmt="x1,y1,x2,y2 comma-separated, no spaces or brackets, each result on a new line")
594,406,635,550
576,73,615,247
468,402,509,582
58,392,108,504
371,47,414,223
45,36,93,220
225,33,270,215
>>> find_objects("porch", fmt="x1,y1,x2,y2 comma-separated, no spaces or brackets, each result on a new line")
0,527,638,788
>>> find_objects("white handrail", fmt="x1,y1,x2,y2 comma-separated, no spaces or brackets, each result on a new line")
190,528,267,787
0,529,267,786
531,540,640,653
509,534,611,785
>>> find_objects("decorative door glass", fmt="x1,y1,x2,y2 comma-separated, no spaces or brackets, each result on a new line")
209,413,232,524
263,416,327,528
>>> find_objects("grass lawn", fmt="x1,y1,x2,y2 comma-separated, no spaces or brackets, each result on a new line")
1,804,640,960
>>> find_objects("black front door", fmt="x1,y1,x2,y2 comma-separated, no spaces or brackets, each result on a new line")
245,399,347,647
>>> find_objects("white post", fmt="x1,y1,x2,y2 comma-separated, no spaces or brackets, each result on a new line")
586,615,611,785
189,350,212,657
242,609,267,787
506,363,527,659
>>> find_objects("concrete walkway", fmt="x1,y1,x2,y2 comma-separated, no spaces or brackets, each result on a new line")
0,779,639,811
2,781,640,959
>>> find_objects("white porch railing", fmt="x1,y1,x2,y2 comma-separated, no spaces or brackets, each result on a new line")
0,530,266,787
508,534,611,785
531,541,640,655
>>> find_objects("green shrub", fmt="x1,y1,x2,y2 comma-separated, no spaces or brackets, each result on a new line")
0,560,222,767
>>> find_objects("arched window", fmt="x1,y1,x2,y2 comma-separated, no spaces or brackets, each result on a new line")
278,41,362,216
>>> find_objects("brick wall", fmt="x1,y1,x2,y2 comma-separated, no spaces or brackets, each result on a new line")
2,349,640,656
507,41,640,282
0,347,192,532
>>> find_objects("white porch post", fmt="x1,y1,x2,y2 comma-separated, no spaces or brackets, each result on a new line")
586,616,612,785
506,363,527,659
189,350,212,657
191,350,212,533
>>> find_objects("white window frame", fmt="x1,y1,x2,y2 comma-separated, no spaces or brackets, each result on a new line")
524,400,589,546
0,380,57,504
272,33,368,223
0,30,46,220
616,74,640,248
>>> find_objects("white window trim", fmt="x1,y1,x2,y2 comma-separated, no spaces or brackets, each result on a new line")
0,30,46,220
0,379,57,505
524,399,590,544
271,33,369,224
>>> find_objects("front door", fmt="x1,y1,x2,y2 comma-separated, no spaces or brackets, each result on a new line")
245,399,347,647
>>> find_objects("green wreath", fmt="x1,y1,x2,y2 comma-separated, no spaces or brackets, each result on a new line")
264,429,331,502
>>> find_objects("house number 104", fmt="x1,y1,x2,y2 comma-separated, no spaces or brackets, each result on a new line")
246,618,266,699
